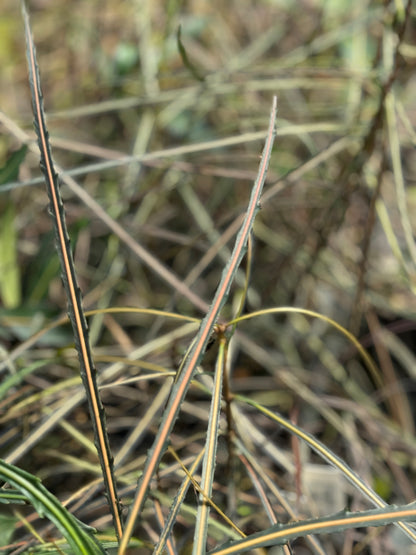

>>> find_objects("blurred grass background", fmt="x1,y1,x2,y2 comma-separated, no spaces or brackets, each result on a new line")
1,0,416,553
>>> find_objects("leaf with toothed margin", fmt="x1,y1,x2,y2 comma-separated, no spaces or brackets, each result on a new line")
21,1,123,541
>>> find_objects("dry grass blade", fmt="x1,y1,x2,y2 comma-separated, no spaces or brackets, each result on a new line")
239,397,416,544
21,2,123,541
118,96,278,553
192,334,226,554
153,448,205,555
0,108,210,314
2,1,412,551
209,503,416,554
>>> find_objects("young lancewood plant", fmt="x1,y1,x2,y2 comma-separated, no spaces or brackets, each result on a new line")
21,1,123,541
7,1,416,553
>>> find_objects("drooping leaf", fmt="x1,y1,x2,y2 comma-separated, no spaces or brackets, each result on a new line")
0,459,106,554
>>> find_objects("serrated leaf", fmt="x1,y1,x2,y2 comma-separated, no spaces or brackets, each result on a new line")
21,2,123,540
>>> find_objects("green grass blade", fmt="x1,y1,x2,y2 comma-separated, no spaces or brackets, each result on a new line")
0,201,21,308
177,25,205,82
0,146,26,308
0,359,50,401
21,2,123,540
0,144,27,186
118,96,277,554
0,459,106,554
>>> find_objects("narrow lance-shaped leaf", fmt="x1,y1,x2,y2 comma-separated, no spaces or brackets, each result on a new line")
21,2,123,540
119,96,277,554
